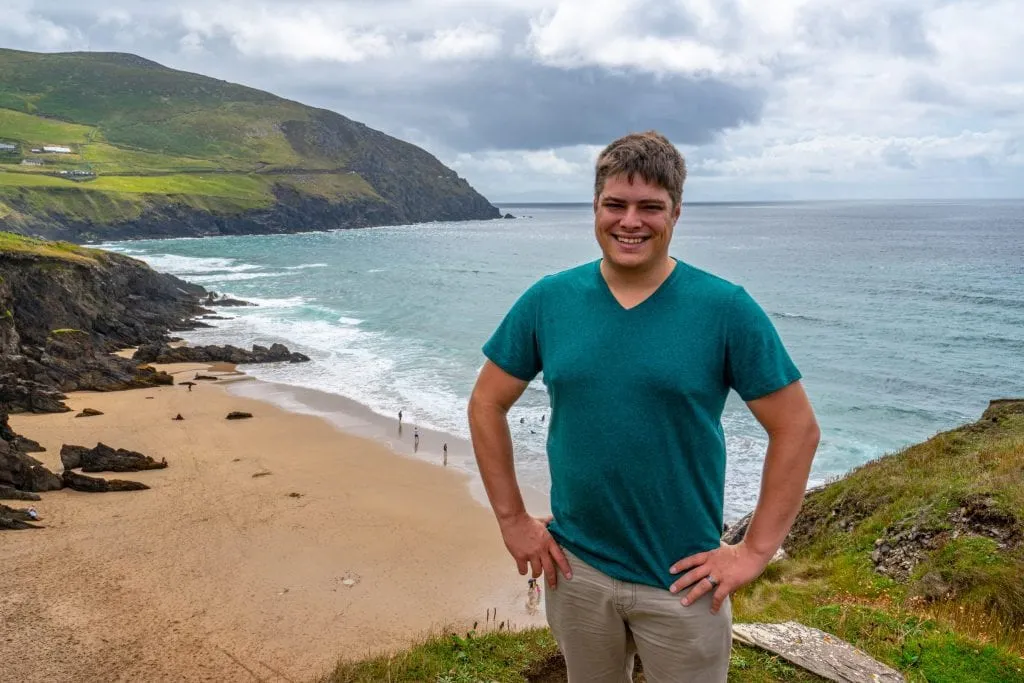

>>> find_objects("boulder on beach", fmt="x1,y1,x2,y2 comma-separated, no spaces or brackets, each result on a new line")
61,469,149,493
226,412,253,420
60,443,168,473
75,408,104,418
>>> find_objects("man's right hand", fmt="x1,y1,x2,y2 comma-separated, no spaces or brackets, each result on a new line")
498,513,572,587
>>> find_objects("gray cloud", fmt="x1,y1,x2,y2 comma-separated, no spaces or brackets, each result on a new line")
291,61,765,151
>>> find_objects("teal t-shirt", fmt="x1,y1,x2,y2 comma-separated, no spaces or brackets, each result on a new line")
482,259,801,589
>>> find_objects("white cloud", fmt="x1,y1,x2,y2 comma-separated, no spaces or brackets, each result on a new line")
180,6,393,63
420,24,502,61
0,1,79,49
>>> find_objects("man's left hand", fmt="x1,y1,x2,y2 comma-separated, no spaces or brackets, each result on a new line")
668,542,773,614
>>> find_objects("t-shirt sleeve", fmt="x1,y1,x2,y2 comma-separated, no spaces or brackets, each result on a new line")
725,287,802,401
482,281,543,382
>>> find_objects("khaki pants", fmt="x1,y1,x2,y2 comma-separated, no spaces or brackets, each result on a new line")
546,549,732,682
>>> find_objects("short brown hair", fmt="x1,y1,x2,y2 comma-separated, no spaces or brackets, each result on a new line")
594,131,687,208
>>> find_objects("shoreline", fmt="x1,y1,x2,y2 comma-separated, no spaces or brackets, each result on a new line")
4,360,546,683
223,371,553,516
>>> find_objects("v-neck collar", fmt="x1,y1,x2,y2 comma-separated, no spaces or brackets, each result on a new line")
595,258,681,312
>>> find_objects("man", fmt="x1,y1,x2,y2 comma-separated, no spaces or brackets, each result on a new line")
467,131,820,681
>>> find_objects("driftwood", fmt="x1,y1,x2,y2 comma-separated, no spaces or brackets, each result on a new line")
732,621,904,683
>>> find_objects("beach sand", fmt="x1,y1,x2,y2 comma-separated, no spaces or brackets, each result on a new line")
2,363,546,683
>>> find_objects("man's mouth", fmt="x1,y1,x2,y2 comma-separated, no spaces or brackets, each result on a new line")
613,235,650,245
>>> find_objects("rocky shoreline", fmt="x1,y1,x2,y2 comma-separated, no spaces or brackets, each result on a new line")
0,241,313,528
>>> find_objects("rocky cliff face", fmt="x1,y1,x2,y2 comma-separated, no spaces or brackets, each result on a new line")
3,189,467,244
0,245,208,412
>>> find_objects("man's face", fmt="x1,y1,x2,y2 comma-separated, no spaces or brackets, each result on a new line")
594,174,680,272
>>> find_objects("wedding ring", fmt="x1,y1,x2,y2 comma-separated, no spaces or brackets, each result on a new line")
706,574,719,587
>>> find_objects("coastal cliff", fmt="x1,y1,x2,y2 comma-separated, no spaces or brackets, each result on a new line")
0,49,500,242
0,232,207,412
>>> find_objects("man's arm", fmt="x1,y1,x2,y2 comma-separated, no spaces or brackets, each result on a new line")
468,360,530,522
669,381,819,612
468,360,571,586
740,380,820,557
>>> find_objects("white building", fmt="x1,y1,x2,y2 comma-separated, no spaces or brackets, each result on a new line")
42,145,72,154
0,143,16,151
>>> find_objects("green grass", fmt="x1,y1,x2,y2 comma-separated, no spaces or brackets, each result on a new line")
0,107,93,145
326,627,561,683
0,231,105,264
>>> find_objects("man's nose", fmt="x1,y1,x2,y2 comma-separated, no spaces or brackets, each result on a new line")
621,205,643,229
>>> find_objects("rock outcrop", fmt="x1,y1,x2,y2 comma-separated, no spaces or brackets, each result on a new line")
0,433,62,493
60,443,167,473
134,342,310,365
61,469,150,493
0,239,208,413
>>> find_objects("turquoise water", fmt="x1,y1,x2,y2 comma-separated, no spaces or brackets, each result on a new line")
102,200,1024,519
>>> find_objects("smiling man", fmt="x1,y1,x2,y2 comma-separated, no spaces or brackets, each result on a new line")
468,131,820,682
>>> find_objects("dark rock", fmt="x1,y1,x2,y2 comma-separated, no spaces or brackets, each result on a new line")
14,435,45,453
75,408,104,418
0,485,41,501
226,412,253,420
1,502,38,523
1,516,42,530
60,442,167,473
915,571,952,601
172,414,184,421
134,342,309,365
61,469,149,492
204,292,255,308
252,470,271,478
0,439,63,492
0,370,70,413
194,374,218,381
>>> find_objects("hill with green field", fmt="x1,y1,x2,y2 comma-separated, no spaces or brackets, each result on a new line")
0,48,499,242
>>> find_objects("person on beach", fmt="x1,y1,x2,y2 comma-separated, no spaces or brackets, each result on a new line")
398,409,403,426
413,426,419,452
468,131,820,682
443,442,448,467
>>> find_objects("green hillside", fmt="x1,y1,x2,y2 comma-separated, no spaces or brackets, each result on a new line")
0,49,498,241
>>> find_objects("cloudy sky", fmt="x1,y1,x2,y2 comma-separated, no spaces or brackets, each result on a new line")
3,0,1022,201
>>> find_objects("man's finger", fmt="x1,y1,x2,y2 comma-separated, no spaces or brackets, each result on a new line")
669,551,710,575
681,577,711,606
710,586,729,615
516,558,528,575
540,552,557,588
530,557,543,579
550,541,573,580
669,566,710,594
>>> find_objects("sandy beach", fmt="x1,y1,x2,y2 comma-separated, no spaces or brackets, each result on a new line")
2,362,545,683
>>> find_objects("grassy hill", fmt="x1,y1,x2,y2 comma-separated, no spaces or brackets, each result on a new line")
323,400,1024,682
0,49,498,241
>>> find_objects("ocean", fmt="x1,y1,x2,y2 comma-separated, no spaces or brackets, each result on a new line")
101,200,1024,520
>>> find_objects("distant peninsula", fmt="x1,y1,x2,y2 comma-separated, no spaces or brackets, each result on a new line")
0,48,500,242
